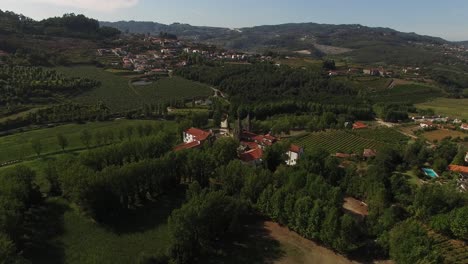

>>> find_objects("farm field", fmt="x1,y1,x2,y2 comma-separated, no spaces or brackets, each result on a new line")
295,128,408,154
0,119,175,164
55,66,212,112
371,83,445,104
24,188,186,264
416,98,468,120
422,129,468,143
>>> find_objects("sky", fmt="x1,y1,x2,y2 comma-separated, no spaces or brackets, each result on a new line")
2,0,468,41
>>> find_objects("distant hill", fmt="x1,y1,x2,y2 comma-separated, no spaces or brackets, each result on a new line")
101,20,451,63
456,41,468,48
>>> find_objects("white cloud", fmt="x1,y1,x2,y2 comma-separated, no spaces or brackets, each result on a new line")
28,0,140,12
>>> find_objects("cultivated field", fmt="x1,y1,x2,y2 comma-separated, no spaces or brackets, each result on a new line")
416,98,468,120
55,66,212,112
295,128,408,154
0,119,175,164
372,83,445,103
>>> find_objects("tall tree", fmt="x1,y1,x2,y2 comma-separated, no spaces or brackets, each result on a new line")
57,133,68,151
80,129,92,149
31,138,42,157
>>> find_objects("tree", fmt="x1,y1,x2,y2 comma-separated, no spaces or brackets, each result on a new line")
389,220,440,264
450,206,468,240
126,125,134,141
57,133,68,151
94,131,103,146
322,60,336,71
263,142,288,171
0,233,16,263
31,138,42,156
80,129,92,149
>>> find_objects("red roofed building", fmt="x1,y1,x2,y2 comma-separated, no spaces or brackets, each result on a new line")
241,141,260,150
461,123,468,131
183,127,212,143
254,134,277,148
363,149,377,159
449,165,468,176
173,141,201,151
174,127,212,152
353,122,368,130
286,145,303,166
241,131,258,141
240,148,263,165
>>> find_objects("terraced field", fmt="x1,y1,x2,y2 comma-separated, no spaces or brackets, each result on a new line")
295,128,408,154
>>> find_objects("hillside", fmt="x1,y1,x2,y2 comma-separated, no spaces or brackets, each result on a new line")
101,20,452,63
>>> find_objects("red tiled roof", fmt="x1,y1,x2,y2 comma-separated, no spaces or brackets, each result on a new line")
240,148,263,162
461,123,468,129
289,144,302,153
264,134,277,141
241,141,260,150
335,153,353,158
353,122,368,129
448,165,468,174
363,149,377,158
173,141,201,151
185,127,211,141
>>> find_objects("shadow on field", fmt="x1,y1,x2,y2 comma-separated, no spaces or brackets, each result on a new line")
104,186,187,234
22,198,69,264
201,215,285,264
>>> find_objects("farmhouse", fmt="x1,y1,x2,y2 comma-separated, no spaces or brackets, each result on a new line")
353,122,368,130
286,145,304,166
183,127,212,143
174,127,212,151
461,123,468,131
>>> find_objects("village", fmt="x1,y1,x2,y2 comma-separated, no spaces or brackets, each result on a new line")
96,34,260,74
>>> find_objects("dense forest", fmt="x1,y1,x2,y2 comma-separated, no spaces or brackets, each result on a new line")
175,64,357,102
0,10,120,39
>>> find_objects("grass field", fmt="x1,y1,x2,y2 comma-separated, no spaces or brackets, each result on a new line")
55,66,212,112
422,129,468,142
0,119,175,164
295,128,408,154
24,187,187,264
416,98,468,120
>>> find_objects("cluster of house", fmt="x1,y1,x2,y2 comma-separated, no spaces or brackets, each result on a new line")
327,67,394,77
414,116,468,131
173,123,304,167
97,36,253,74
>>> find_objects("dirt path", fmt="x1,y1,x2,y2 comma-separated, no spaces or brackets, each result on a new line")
263,221,357,264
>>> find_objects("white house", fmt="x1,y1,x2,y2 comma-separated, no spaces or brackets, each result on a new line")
461,123,468,131
420,122,433,129
286,145,304,166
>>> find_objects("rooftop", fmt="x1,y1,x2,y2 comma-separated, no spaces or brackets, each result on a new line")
185,127,211,141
